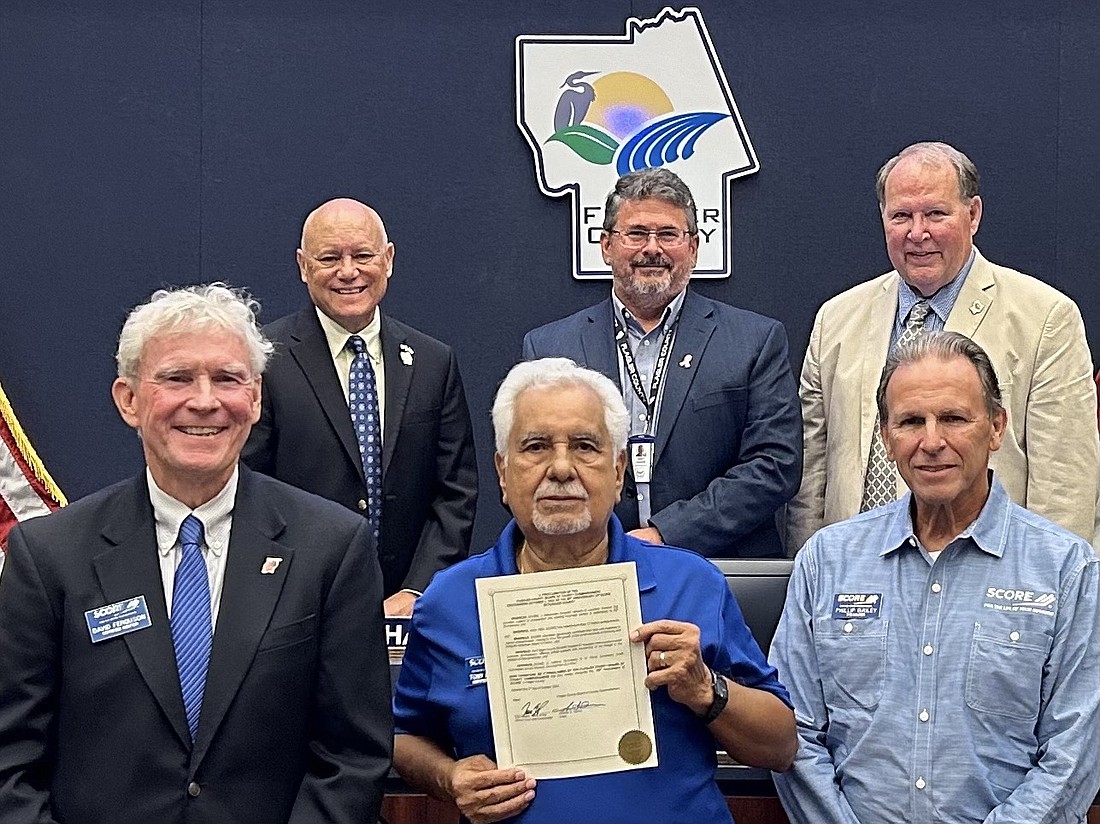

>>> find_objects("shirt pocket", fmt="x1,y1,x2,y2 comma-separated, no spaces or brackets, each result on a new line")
965,621,1051,719
816,619,888,710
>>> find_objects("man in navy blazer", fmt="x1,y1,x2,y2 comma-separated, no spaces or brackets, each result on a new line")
243,198,478,616
0,284,391,824
523,169,801,558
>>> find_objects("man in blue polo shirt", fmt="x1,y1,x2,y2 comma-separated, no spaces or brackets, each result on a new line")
771,331,1100,824
392,358,796,824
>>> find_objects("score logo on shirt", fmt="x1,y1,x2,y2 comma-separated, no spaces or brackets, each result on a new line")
832,593,882,620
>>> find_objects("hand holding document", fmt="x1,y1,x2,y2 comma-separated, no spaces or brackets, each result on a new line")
475,561,657,779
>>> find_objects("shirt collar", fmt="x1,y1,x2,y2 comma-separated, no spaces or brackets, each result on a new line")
880,470,1008,559
148,465,239,557
610,287,687,334
897,247,976,325
496,516,654,589
316,306,383,362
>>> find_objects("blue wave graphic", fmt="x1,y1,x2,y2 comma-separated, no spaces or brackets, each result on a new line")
615,112,730,176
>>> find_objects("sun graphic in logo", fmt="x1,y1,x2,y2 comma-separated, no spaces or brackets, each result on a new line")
548,70,727,176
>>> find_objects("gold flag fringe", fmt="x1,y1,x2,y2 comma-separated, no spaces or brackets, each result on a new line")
0,378,68,507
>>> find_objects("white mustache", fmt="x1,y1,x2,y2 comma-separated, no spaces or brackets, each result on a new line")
534,480,588,501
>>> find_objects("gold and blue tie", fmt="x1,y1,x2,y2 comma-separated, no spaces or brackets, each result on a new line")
861,301,932,511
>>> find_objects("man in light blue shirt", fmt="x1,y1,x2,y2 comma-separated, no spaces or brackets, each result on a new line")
771,330,1100,824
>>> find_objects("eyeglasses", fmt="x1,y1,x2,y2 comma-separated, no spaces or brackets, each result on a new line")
608,228,694,249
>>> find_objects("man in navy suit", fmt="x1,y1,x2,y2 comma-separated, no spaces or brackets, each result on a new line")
243,198,478,616
0,284,392,824
523,169,801,558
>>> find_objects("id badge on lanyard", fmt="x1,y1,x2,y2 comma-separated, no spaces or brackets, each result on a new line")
628,434,656,482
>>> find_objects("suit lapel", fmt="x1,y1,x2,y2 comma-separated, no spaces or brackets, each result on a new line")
654,291,713,464
380,315,413,476
288,308,363,482
191,468,294,766
578,300,621,385
860,276,899,463
945,250,995,338
94,476,192,748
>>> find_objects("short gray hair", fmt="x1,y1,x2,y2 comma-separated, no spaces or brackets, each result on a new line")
493,358,629,455
877,330,1003,422
875,141,980,208
116,283,274,380
602,168,698,234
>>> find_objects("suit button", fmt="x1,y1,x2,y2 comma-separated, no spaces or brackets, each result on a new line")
187,781,201,797
357,499,368,511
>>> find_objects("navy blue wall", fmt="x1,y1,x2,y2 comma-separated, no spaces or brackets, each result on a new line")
2,0,1096,552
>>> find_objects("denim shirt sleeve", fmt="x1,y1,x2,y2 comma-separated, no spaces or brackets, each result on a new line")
983,554,1100,824
768,545,863,824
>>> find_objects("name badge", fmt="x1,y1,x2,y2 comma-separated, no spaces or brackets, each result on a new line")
832,593,882,620
628,435,656,483
466,656,486,687
85,595,153,643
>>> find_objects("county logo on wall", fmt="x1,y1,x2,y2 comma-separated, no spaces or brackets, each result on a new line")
516,6,757,280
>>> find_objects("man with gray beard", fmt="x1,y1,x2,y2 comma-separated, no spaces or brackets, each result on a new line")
522,169,802,558
390,358,796,824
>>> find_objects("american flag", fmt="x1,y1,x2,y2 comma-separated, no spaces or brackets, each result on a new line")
1,377,66,571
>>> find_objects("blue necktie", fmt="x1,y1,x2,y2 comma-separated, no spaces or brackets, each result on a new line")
171,514,211,741
348,335,382,544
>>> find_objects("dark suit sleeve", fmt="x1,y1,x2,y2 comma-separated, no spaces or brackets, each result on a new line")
241,374,277,475
289,517,393,824
521,331,537,360
0,529,62,824
649,321,803,554
399,350,478,594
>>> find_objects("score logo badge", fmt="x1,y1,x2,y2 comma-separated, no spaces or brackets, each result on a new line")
517,7,757,280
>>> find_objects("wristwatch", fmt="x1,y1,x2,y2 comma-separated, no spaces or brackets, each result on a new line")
699,667,729,725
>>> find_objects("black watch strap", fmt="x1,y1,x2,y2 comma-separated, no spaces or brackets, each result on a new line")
700,668,729,725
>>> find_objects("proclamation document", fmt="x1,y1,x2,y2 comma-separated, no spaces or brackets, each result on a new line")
475,562,657,779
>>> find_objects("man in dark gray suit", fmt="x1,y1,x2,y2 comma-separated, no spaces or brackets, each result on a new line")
0,284,392,824
523,169,801,558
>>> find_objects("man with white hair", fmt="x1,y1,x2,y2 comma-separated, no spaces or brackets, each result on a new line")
391,357,796,824
0,284,392,824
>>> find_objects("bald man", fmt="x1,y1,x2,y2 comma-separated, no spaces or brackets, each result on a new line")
243,199,478,616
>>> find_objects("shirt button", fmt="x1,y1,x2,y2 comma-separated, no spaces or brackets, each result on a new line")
637,493,644,501
931,582,942,593
643,340,652,346
919,709,930,722
843,622,854,633
922,644,934,655
357,499,368,511
638,414,647,422
1009,631,1020,642
915,777,926,790
187,782,201,797
908,537,917,547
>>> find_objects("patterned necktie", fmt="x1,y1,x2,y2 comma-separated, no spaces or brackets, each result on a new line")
348,335,382,544
860,300,932,511
171,514,211,741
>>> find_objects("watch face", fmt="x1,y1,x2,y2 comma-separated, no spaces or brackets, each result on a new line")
714,672,729,700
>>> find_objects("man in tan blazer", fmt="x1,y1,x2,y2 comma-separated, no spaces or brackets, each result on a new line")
787,141,1097,551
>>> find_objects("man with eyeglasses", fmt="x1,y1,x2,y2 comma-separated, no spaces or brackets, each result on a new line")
243,198,478,616
522,169,802,558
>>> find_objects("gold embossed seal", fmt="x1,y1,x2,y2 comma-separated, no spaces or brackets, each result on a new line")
617,730,652,765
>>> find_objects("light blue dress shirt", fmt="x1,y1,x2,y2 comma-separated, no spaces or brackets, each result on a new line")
770,476,1100,824
610,288,687,525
